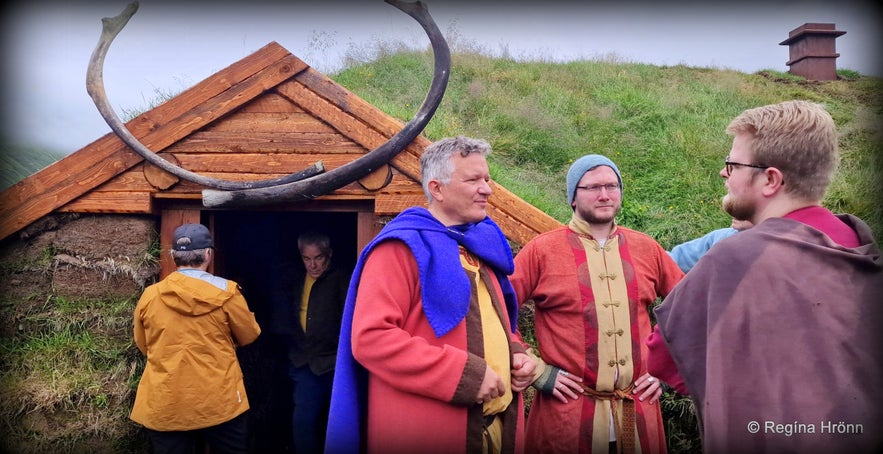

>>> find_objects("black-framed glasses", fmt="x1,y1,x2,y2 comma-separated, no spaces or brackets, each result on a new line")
724,160,768,176
576,183,621,194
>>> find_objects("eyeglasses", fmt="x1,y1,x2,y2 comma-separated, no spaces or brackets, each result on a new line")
576,183,621,194
724,159,768,176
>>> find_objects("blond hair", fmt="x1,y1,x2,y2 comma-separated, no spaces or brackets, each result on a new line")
726,100,838,201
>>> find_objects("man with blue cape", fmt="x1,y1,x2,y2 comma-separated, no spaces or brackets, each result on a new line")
325,136,536,454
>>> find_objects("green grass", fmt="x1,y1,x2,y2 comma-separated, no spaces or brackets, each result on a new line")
0,295,144,453
0,141,65,191
333,49,882,249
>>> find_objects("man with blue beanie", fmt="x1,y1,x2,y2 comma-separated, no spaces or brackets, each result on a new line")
565,154,623,208
510,154,684,453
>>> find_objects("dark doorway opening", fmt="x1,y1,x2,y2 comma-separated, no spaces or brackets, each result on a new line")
210,210,358,452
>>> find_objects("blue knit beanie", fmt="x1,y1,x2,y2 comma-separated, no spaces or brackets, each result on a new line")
566,154,623,205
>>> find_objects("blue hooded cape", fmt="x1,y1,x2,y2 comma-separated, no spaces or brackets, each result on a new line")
324,207,517,453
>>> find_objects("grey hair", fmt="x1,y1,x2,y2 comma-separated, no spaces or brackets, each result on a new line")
419,136,492,201
171,249,208,267
297,231,331,255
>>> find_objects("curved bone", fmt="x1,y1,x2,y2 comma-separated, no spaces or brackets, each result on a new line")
201,0,450,208
87,2,325,190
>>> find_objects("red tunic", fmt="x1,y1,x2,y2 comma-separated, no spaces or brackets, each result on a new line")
511,226,684,453
352,240,527,454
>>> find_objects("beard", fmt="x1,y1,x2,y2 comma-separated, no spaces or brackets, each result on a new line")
722,193,755,221
575,203,620,225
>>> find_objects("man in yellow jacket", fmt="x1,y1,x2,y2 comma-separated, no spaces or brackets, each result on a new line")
131,223,261,453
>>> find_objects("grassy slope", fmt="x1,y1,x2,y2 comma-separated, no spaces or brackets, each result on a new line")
0,143,65,191
333,50,882,247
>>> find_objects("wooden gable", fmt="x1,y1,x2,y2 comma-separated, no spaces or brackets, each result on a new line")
0,42,561,247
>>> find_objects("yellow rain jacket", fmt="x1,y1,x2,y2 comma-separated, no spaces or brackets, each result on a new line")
131,270,261,431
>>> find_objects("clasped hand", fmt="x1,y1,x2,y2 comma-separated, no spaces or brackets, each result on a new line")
475,352,538,404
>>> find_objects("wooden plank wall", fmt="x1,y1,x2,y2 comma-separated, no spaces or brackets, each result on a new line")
64,92,426,212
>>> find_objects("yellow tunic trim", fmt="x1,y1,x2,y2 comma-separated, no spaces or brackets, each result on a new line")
459,246,512,416
580,235,637,453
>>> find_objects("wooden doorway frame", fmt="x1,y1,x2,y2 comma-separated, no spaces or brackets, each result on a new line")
159,200,379,278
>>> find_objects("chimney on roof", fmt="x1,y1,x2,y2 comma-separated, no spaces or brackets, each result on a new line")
779,23,846,81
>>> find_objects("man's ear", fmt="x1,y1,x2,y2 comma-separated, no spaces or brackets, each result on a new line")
428,179,444,202
761,167,786,196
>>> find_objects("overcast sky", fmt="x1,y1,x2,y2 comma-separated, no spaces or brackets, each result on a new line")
2,0,880,154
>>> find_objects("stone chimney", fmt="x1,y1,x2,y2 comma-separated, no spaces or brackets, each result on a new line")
779,23,846,81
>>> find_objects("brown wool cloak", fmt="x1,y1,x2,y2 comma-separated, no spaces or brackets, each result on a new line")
655,215,883,453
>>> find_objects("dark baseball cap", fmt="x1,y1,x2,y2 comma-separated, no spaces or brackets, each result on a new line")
172,224,213,251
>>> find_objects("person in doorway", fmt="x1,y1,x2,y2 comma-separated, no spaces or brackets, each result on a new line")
667,218,753,273
509,154,684,454
325,136,537,454
276,231,349,454
131,223,261,454
653,100,883,452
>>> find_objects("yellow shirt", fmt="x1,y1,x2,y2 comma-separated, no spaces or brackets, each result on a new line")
300,275,316,331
